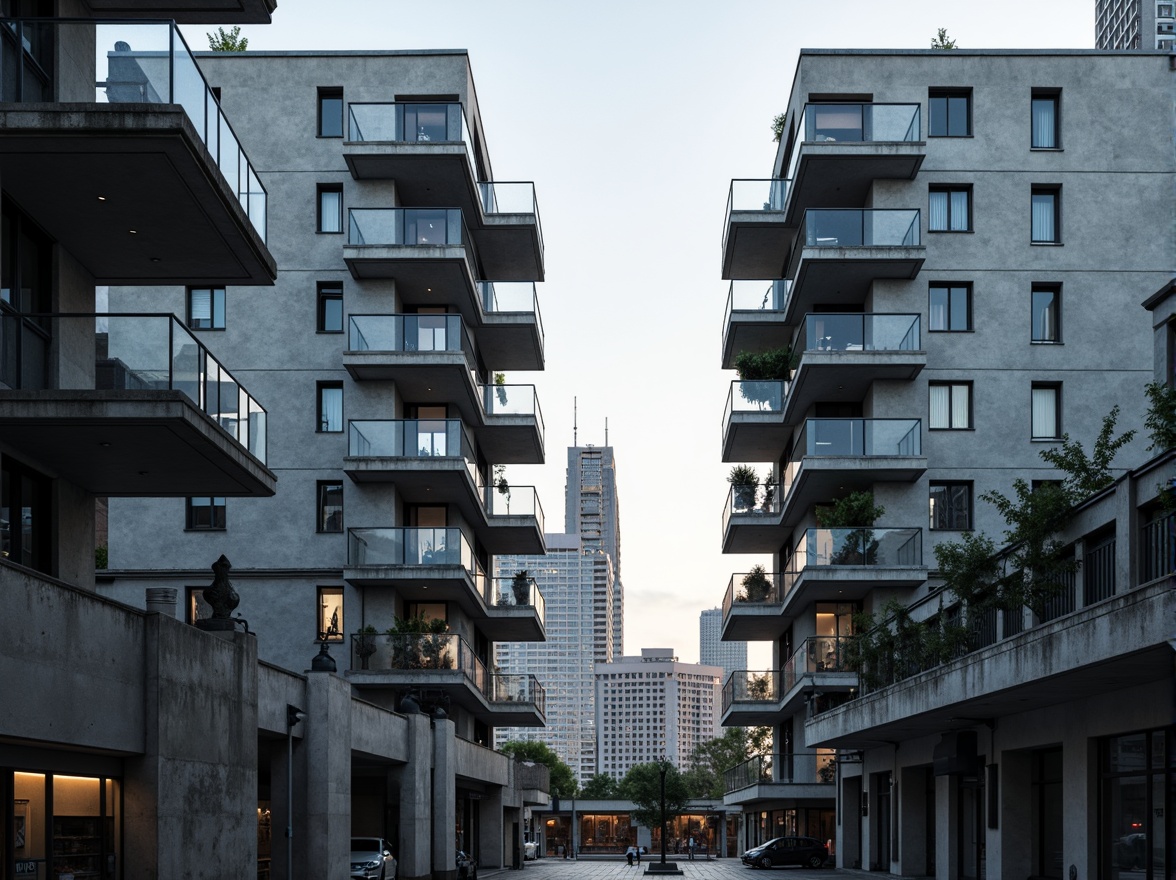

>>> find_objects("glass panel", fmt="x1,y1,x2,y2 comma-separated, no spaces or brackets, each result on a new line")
1032,98,1057,148
1032,289,1058,341
1108,776,1148,877
320,95,343,137
1032,193,1057,242
14,772,46,880
947,96,969,136
320,190,343,234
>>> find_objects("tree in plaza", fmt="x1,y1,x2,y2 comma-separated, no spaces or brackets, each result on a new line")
580,772,620,799
619,762,691,831
499,739,578,798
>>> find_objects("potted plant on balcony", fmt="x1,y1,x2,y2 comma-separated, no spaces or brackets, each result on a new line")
387,614,450,670
816,491,885,565
356,624,379,670
747,671,772,701
494,463,510,513
511,569,531,606
740,565,773,603
735,346,796,409
729,465,759,512
760,469,777,514
493,371,508,406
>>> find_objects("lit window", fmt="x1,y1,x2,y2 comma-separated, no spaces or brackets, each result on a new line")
187,287,225,330
317,585,343,641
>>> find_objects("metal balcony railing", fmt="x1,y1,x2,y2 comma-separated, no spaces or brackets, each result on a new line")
802,209,921,248
785,102,921,182
490,575,546,625
348,314,477,360
722,669,779,713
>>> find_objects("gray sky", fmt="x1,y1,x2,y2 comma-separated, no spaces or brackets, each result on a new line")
185,1,1095,666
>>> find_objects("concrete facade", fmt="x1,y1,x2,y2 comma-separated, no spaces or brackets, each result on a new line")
716,49,1176,873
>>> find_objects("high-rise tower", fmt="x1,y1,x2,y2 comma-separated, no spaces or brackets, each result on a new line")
699,608,747,680
565,445,623,655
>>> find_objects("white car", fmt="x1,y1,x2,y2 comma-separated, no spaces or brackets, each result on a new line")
351,838,396,880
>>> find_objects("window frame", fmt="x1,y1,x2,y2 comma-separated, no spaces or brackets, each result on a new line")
316,381,344,433
1031,383,1062,440
1031,186,1061,244
929,481,973,531
316,281,344,334
928,282,973,332
317,184,344,234
186,286,226,331
928,186,973,233
928,381,973,430
317,585,344,642
317,87,344,139
928,88,972,138
316,480,344,533
185,496,226,531
1031,284,1062,344
1030,90,1061,150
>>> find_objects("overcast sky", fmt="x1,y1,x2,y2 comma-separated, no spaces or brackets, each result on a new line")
184,1,1096,666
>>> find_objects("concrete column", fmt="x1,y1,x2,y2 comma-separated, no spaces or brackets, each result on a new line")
898,766,927,877
303,670,353,880
936,774,958,880
480,787,506,868
839,774,862,869
1063,733,1095,880
1000,751,1031,880
399,713,433,880
432,717,457,880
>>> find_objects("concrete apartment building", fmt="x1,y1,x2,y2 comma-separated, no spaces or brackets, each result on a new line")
1096,0,1176,49
1,11,550,878
700,607,748,680
717,49,1175,877
594,648,722,778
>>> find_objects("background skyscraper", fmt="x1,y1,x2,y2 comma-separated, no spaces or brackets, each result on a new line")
565,445,624,656
699,608,747,680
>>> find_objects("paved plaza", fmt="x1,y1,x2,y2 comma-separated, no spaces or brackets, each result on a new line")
485,856,838,880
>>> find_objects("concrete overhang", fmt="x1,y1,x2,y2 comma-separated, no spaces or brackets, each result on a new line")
483,699,546,728
723,508,788,554
341,246,479,306
722,602,789,641
474,416,544,465
343,564,484,610
722,214,793,280
82,0,275,22
0,390,275,496
480,608,545,643
479,314,544,371
722,309,790,371
722,410,791,463
783,351,927,423
785,144,925,226
722,782,832,808
346,670,545,728
722,701,787,727
343,353,481,415
0,105,275,285
804,578,1176,749
786,248,925,319
780,456,927,527
344,144,478,207
472,219,544,282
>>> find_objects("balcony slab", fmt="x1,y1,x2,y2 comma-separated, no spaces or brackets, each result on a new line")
783,351,926,422
785,145,925,225
722,213,793,280
786,248,925,320
82,0,275,21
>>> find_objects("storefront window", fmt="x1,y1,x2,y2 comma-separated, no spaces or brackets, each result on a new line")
8,772,119,880
13,772,46,880
1102,728,1173,880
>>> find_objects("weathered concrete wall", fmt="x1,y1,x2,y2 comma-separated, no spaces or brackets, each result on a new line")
303,670,353,880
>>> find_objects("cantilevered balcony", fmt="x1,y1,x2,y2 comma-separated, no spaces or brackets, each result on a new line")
344,103,543,280
0,313,273,496
721,669,781,725
344,207,479,296
721,482,785,554
722,179,793,279
777,418,925,525
343,314,478,384
722,380,788,462
721,570,788,640
776,636,856,714
722,280,791,369
723,753,834,806
345,525,486,599
787,210,924,312
783,314,924,420
782,103,924,225
479,282,545,370
0,19,273,284
347,631,545,726
483,485,546,554
478,383,545,463
484,575,546,642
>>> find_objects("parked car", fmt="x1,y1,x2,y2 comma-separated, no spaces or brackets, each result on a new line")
523,841,539,860
350,838,396,880
456,849,477,880
741,836,828,869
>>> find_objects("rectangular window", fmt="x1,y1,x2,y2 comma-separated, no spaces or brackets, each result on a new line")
317,586,344,641
929,187,971,232
186,586,213,624
317,184,343,234
317,481,343,533
1031,187,1060,243
929,482,972,530
318,88,343,138
186,496,226,530
1031,92,1060,149
1032,384,1061,439
317,382,343,432
929,284,972,332
187,287,225,330
1031,286,1061,343
929,89,971,137
929,382,972,429
317,282,343,333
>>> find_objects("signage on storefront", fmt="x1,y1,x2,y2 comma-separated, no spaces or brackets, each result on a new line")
15,861,41,876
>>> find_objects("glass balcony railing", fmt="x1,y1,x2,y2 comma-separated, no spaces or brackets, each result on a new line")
347,418,480,483
350,631,486,688
724,381,787,427
1,19,267,241
782,636,852,693
803,209,920,248
480,182,543,254
347,526,483,576
724,179,790,249
347,101,470,145
481,384,545,432
723,483,781,533
480,281,545,343
790,527,923,570
348,207,470,249
724,753,834,792
489,674,547,714
801,313,920,352
722,571,786,618
0,313,267,463
785,102,921,182
491,576,547,624
348,314,476,359
722,669,779,712
484,485,544,531
724,280,791,328
791,417,921,458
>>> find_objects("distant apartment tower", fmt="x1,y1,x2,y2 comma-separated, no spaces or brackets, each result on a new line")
699,608,747,679
594,648,722,778
1096,0,1176,48
566,445,624,654
495,533,617,783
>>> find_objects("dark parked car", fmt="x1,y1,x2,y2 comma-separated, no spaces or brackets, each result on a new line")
741,836,828,869
456,849,477,880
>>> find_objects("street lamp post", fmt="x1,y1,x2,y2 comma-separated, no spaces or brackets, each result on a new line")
659,759,669,866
